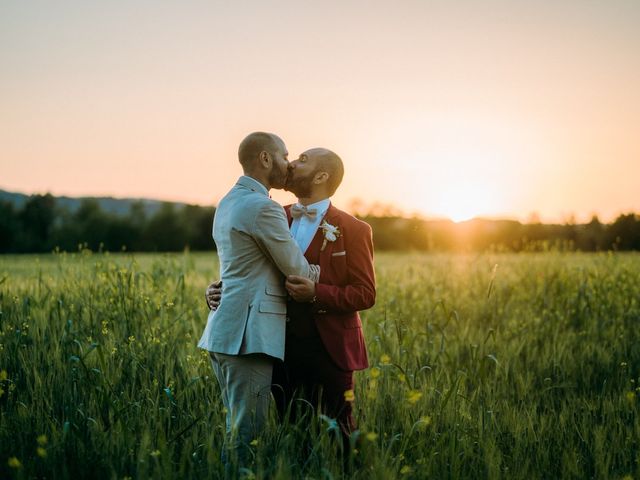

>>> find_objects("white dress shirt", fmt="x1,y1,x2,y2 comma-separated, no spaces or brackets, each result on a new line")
290,198,331,253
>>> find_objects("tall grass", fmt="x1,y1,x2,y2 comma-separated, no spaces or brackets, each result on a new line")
0,251,638,479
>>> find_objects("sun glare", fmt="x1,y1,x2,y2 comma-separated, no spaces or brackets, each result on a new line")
431,179,500,223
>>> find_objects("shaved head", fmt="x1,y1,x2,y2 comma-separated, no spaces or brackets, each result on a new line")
308,148,344,196
285,147,344,198
238,132,284,173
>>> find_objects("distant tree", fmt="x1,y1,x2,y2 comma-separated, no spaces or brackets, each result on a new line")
143,202,184,251
577,215,605,251
104,217,139,251
73,199,110,250
607,213,640,250
0,201,18,252
17,194,56,252
124,201,147,251
181,205,216,250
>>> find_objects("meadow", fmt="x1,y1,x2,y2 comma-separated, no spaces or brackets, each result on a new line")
0,251,638,479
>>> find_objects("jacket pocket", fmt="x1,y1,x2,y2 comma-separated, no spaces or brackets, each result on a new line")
259,300,287,315
265,283,287,297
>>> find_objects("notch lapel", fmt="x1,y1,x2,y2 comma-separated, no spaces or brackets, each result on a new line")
317,204,340,265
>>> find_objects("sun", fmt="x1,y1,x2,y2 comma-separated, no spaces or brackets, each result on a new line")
446,204,481,223
431,179,499,222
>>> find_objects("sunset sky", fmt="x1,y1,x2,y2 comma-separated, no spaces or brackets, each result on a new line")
1,0,639,222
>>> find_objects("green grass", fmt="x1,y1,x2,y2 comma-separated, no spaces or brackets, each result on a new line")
0,251,639,479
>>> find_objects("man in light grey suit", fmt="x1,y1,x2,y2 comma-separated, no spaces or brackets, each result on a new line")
197,132,320,467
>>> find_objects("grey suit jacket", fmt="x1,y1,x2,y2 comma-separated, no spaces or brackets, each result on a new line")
198,176,319,360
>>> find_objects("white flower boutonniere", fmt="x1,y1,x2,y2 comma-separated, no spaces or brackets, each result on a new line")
319,221,341,251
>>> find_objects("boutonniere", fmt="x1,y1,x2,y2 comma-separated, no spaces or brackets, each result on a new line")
319,220,341,251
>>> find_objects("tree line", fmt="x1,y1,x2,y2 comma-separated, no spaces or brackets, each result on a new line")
0,194,214,253
1,194,639,253
362,214,640,252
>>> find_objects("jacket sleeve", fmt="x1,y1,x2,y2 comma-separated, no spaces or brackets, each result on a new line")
314,220,376,313
253,200,319,281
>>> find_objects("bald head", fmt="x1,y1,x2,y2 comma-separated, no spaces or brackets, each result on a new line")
307,148,344,196
238,132,284,173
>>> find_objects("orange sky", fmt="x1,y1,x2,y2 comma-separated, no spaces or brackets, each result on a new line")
1,0,639,222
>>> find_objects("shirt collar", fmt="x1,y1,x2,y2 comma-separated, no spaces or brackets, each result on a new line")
238,175,269,197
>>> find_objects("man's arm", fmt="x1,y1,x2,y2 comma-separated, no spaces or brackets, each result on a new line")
253,201,320,281
287,221,375,313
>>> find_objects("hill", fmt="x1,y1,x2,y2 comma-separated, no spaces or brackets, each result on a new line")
0,188,193,217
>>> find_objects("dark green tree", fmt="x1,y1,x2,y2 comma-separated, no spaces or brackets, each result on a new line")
143,202,184,251
17,194,56,252
0,201,18,252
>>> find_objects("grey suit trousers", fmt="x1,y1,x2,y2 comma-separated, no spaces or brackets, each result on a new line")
210,352,273,464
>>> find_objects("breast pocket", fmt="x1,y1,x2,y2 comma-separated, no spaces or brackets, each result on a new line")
328,251,348,284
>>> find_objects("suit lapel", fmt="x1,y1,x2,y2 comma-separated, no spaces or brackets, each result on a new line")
317,204,341,265
286,202,339,263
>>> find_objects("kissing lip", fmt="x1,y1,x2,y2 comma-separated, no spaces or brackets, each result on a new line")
284,171,295,189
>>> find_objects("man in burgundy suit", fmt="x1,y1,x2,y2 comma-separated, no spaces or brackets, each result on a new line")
206,147,376,445
275,148,376,445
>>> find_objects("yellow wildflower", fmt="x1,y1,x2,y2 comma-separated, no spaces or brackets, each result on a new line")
626,391,636,403
365,431,378,441
0,369,7,381
344,389,356,402
37,434,48,445
367,384,378,400
370,367,381,379
400,465,412,475
150,450,161,457
398,373,406,383
380,354,391,365
8,457,21,468
418,415,432,430
37,447,47,458
250,439,259,447
406,390,423,405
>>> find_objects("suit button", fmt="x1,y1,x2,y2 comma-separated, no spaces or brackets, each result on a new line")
286,316,290,323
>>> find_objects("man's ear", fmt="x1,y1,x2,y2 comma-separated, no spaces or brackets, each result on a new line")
314,171,329,185
259,151,271,168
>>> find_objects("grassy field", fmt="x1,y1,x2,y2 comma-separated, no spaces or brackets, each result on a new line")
0,251,639,479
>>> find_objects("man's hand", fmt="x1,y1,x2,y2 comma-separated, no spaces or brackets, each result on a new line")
205,280,222,311
285,275,316,303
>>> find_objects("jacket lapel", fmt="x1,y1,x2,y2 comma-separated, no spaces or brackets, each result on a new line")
286,202,339,263
317,204,341,265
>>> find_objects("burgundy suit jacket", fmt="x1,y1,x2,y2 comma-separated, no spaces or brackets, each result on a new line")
285,203,376,371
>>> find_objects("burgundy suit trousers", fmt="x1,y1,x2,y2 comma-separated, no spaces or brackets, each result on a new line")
272,317,356,438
